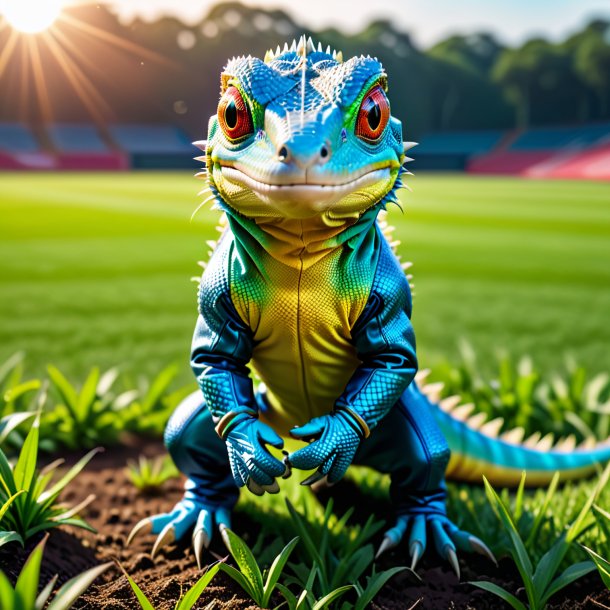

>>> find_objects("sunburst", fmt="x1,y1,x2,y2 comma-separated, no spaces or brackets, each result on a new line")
0,0,177,125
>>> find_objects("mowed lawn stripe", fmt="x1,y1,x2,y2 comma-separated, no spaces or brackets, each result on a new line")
0,172,609,381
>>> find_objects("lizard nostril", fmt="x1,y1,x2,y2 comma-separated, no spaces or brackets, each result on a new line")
278,145,289,162
320,145,329,159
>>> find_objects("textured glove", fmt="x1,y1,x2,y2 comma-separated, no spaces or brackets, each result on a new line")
216,410,286,495
288,407,368,483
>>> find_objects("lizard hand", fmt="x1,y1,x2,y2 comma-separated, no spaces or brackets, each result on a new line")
225,416,286,495
288,411,363,484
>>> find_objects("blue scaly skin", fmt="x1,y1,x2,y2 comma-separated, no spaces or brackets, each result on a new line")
127,37,610,576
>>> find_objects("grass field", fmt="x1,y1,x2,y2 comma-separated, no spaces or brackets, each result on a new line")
1,172,609,383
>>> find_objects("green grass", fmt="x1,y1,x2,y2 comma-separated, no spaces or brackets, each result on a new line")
1,172,609,382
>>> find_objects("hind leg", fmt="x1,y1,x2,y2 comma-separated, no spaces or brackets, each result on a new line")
127,391,238,566
353,382,496,576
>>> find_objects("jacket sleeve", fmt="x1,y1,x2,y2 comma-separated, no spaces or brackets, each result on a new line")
190,244,257,424
334,241,418,436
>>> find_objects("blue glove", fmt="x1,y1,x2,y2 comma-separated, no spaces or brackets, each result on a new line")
220,413,287,495
288,409,366,483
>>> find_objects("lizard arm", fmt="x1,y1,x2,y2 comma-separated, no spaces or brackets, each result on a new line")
290,240,417,481
191,263,285,493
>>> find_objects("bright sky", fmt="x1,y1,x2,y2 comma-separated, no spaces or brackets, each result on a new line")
108,0,610,47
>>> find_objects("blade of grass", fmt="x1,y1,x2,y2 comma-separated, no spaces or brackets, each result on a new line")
47,562,112,610
176,562,221,610
262,537,299,607
469,581,527,610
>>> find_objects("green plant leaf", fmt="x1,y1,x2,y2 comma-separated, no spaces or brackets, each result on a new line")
333,545,373,590
0,412,35,444
526,471,559,548
514,470,526,521
177,562,221,610
0,446,16,495
354,567,406,610
532,535,569,599
15,535,47,610
13,415,40,492
582,546,610,589
220,528,264,603
286,500,327,590
276,583,297,610
3,380,41,405
541,560,597,606
120,566,156,610
312,585,353,610
0,531,23,548
141,364,178,412
76,367,100,422
0,490,24,522
47,366,79,417
469,580,527,610
567,463,610,543
219,563,256,601
0,570,16,610
47,561,112,610
483,475,534,603
35,574,58,610
262,537,299,607
39,447,102,504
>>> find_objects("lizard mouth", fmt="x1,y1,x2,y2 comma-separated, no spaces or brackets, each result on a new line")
220,165,390,191
218,165,392,217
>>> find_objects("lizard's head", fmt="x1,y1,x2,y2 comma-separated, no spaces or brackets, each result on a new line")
203,37,407,221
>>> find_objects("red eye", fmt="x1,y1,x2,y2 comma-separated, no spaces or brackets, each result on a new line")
355,86,390,142
218,86,253,141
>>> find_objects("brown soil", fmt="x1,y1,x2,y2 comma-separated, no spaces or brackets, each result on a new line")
1,439,609,609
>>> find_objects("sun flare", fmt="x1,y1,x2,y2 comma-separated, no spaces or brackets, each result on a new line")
1,0,63,34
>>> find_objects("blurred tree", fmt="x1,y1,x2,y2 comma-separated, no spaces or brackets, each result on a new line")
493,39,586,128
574,30,610,119
427,35,511,130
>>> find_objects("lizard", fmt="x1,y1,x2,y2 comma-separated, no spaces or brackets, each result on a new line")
127,36,610,576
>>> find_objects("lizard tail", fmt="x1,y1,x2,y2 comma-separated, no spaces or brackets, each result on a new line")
415,370,610,487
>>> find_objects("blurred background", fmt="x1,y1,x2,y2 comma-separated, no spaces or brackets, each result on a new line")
1,0,609,384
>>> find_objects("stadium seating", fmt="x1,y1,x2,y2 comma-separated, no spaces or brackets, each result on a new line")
47,124,109,152
508,123,610,151
108,124,195,169
413,130,505,170
0,123,40,153
468,122,610,177
0,123,57,170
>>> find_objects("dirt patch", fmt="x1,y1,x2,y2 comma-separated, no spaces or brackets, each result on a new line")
1,440,608,609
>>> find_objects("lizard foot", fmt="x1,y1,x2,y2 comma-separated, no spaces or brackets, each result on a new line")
126,499,231,568
376,514,497,579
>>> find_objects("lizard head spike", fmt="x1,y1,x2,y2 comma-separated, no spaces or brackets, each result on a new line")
275,45,281,56
282,42,289,53
317,41,323,52
264,49,274,63
290,38,297,52
325,44,331,54
297,35,306,56
306,36,315,54
335,51,343,63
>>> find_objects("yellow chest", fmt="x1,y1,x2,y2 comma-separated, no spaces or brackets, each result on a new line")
230,246,372,434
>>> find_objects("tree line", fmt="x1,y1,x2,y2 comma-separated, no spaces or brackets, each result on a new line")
1,2,609,138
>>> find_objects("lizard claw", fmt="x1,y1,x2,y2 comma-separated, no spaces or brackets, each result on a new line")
261,480,280,494
151,523,175,559
192,527,210,569
246,478,265,496
126,517,152,547
444,546,461,581
409,541,423,571
375,535,396,559
300,471,325,486
469,535,498,566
